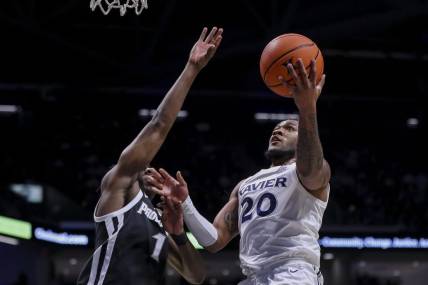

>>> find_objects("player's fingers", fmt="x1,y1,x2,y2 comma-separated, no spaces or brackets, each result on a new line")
176,171,187,185
205,27,218,43
143,168,164,183
316,74,326,96
144,167,155,174
296,59,310,88
159,168,178,184
213,36,223,50
156,201,165,209
148,168,164,183
214,28,223,42
146,186,164,196
207,44,216,52
199,27,208,41
308,59,316,86
286,63,303,89
146,176,163,189
278,75,296,95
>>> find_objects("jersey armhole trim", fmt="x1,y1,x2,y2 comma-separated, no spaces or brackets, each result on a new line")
94,191,143,222
294,168,329,207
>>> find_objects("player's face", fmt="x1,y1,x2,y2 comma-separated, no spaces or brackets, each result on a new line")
268,120,298,153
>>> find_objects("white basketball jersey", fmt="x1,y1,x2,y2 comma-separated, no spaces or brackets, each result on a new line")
238,162,329,275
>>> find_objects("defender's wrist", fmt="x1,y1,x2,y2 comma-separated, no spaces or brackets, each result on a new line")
170,232,188,246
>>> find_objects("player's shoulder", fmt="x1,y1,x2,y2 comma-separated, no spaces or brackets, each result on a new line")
230,179,247,198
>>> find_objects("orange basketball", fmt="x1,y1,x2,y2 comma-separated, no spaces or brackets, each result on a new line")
260,33,324,97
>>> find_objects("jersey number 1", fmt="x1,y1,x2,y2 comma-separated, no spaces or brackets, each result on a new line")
151,233,166,262
241,193,277,223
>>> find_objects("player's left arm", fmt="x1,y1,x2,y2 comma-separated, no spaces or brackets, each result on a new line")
160,196,206,284
279,59,331,193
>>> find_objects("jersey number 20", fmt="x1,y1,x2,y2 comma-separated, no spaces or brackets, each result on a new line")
241,193,277,223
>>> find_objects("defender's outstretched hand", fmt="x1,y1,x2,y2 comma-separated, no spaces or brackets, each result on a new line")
158,168,189,203
278,59,326,111
142,168,188,203
188,27,223,71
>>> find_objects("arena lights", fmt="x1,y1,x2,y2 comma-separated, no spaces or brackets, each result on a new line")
0,215,32,240
254,112,299,122
407,118,419,128
138,109,188,118
34,227,89,245
323,253,334,260
10,183,43,203
319,236,428,249
186,232,203,250
0,104,20,114
0,235,19,246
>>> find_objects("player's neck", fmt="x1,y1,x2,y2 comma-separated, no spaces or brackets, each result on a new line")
270,157,296,167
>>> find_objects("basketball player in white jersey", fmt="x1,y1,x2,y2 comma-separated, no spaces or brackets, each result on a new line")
77,27,223,285
143,58,329,284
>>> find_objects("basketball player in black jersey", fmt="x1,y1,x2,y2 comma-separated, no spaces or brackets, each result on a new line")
77,26,223,285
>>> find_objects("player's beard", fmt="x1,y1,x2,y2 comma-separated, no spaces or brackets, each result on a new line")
264,147,295,163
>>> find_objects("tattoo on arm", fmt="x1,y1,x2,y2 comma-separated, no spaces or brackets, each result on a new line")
224,211,238,233
297,111,324,177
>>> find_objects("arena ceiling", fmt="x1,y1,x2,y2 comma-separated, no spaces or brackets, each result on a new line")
0,0,427,100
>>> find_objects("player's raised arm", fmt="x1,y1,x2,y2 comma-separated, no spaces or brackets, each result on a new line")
102,27,223,193
279,59,330,193
143,168,240,253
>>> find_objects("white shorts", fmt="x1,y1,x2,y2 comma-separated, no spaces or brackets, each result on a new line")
238,261,324,285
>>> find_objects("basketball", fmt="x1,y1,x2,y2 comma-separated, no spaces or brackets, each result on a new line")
260,33,324,97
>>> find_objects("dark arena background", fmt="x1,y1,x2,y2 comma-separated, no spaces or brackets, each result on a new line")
1,0,428,284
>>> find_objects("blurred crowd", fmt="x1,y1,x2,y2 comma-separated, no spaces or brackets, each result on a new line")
0,96,426,234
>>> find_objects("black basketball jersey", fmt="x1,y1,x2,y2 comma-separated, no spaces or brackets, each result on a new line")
77,191,169,285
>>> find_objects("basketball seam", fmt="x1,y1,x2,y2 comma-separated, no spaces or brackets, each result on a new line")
260,34,305,56
262,42,315,83
268,33,302,41
266,47,320,88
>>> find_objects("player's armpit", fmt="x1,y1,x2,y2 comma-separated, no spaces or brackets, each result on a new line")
205,184,240,253
166,235,206,284
94,165,139,217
